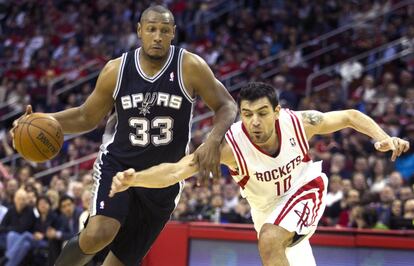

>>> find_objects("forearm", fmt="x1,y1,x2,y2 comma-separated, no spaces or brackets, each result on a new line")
207,102,237,143
49,107,95,134
132,156,198,188
348,110,389,141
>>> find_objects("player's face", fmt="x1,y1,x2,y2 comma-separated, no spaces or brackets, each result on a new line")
137,12,175,60
240,97,280,144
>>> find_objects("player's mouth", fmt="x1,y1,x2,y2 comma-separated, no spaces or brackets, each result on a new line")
252,131,262,137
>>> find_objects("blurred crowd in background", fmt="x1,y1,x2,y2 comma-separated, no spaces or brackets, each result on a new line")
0,0,413,265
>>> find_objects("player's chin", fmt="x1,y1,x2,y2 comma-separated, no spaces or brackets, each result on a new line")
148,50,166,60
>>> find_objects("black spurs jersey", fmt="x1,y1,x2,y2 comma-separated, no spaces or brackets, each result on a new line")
100,45,194,170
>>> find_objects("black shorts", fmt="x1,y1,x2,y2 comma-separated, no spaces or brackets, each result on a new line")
90,154,182,266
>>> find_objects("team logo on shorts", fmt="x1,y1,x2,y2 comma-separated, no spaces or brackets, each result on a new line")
294,202,310,230
100,201,105,209
290,138,296,147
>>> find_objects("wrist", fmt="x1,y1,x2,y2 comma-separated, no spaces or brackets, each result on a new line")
205,135,223,145
375,135,391,142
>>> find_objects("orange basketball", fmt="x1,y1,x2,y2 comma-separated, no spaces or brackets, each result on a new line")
13,113,64,163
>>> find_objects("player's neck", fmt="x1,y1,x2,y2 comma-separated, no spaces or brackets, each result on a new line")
139,49,170,76
257,131,279,155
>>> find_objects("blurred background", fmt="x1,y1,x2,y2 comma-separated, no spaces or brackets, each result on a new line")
0,0,413,265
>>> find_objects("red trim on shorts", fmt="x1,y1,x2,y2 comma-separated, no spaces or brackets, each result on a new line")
274,176,324,226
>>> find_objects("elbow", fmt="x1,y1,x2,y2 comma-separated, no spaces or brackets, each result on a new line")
347,109,361,128
78,107,99,132
223,100,238,119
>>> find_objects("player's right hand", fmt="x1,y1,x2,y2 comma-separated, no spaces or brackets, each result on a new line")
9,105,32,148
109,168,136,197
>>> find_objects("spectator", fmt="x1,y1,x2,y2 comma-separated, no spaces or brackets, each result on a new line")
0,189,36,266
337,189,360,227
46,195,82,263
222,183,239,214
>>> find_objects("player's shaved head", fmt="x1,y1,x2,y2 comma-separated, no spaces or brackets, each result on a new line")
140,5,175,25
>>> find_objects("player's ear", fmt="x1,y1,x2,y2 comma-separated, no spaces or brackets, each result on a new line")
172,25,176,39
274,105,281,113
137,22,142,38
274,105,282,118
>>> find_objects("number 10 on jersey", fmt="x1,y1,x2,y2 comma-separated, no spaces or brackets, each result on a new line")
129,116,174,146
276,175,292,196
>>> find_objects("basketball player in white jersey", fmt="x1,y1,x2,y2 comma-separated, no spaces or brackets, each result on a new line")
109,82,410,266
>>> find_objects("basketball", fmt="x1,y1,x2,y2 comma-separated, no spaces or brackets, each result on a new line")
13,113,64,163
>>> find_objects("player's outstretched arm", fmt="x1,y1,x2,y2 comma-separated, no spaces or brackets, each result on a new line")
109,142,236,197
183,52,237,179
299,109,410,161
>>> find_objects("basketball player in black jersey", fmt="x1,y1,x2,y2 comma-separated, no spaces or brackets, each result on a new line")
11,5,237,266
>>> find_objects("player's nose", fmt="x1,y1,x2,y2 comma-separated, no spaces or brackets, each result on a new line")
252,116,261,126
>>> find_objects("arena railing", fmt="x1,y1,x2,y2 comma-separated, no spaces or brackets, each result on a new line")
46,59,103,104
3,1,412,174
0,59,102,124
305,37,413,96
2,108,216,179
32,152,98,180
220,0,413,89
184,0,243,32
0,133,82,171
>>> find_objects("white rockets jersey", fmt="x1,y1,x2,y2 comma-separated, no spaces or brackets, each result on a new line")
224,109,322,211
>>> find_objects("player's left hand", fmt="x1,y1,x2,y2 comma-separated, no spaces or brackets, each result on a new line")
109,168,135,197
374,137,410,161
191,139,221,179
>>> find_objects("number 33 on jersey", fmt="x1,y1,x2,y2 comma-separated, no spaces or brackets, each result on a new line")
101,46,194,166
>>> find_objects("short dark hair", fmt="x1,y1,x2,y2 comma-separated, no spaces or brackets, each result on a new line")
140,5,175,24
59,194,74,209
37,195,51,207
237,82,279,108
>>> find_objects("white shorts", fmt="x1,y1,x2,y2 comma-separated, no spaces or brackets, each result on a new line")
251,174,328,238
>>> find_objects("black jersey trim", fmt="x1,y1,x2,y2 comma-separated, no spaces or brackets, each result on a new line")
178,49,196,103
113,53,127,99
134,46,174,83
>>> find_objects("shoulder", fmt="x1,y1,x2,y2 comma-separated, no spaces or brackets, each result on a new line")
95,56,124,92
297,110,324,126
226,121,243,136
101,57,123,77
182,50,207,69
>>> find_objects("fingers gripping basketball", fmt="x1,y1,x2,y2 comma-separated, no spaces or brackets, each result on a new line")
13,113,64,162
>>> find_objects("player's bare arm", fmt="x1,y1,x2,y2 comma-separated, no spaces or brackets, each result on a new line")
182,51,237,178
300,109,410,161
109,141,237,196
9,58,120,144
49,58,121,134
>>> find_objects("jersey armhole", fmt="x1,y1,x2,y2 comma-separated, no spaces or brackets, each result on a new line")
112,53,128,99
224,132,247,177
178,49,196,103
